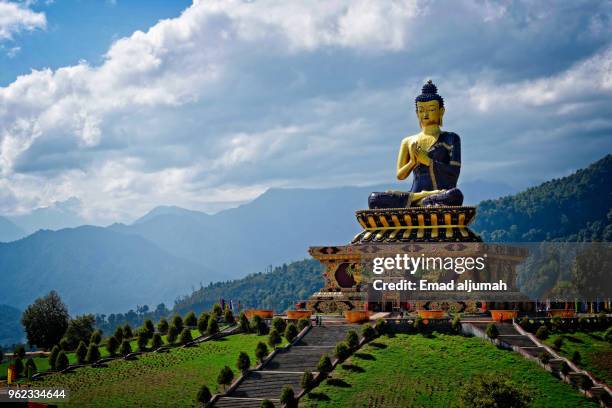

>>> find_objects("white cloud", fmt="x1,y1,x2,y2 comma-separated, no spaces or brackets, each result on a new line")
0,1,46,41
0,0,611,222
468,47,612,112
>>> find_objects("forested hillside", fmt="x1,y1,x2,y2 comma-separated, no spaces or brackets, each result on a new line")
173,259,323,314
472,155,611,242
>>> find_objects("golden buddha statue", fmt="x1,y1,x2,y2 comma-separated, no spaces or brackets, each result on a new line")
369,80,464,208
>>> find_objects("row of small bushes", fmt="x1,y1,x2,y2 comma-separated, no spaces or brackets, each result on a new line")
519,314,611,335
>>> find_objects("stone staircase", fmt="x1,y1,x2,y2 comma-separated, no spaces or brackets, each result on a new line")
465,320,612,405
212,324,357,407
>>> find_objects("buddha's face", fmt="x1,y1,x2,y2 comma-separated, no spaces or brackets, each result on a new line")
416,100,444,128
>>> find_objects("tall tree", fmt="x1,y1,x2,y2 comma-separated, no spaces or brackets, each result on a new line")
21,291,69,349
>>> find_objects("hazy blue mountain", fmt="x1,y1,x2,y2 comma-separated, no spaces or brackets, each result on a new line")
112,180,514,279
0,304,24,347
0,216,25,242
0,226,210,314
8,197,87,234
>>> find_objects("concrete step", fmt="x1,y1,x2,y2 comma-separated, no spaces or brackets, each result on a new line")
214,397,274,407
498,335,537,348
265,346,334,372
228,371,302,399
295,325,357,346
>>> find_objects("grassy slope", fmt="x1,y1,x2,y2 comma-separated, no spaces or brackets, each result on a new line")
544,331,611,385
0,329,207,380
33,333,273,407
301,333,598,408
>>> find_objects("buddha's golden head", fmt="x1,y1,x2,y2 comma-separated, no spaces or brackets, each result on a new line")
415,80,445,128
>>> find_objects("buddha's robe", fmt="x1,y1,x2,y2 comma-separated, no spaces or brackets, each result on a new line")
411,131,461,193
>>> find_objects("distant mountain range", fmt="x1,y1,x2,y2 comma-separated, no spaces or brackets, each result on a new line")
0,157,609,318
0,305,24,347
0,226,207,313
0,217,24,242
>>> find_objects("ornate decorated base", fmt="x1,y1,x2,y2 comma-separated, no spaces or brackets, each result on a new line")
352,206,481,243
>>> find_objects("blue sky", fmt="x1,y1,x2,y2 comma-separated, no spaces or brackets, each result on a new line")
0,0,611,223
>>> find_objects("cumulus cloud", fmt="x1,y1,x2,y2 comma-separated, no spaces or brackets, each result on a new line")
0,1,46,41
0,0,611,222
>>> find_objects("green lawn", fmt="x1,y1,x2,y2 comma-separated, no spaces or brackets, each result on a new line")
0,328,213,380
32,333,273,407
544,331,611,385
301,333,598,408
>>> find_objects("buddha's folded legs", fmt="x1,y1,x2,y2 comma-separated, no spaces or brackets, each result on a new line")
368,188,463,209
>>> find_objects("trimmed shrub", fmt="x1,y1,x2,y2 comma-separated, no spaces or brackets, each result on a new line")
375,318,387,335
297,317,310,331
114,326,124,343
268,329,281,349
143,320,155,338
212,303,222,318
301,370,315,391
535,325,549,340
75,341,87,364
361,324,376,342
184,311,197,327
48,345,60,370
224,308,234,325
538,350,550,365
120,339,132,356
279,385,296,408
172,314,184,332
284,323,298,343
251,315,268,335
137,330,149,351
157,318,169,335
413,316,425,333
167,324,180,344
255,341,269,363
552,336,564,350
152,333,164,349
13,345,26,359
180,328,193,345
207,317,219,336
561,361,571,376
457,373,532,408
346,330,359,349
486,323,499,340
14,358,24,378
571,350,581,364
317,354,332,376
25,358,37,379
56,351,69,372
196,384,212,405
197,312,210,335
239,312,250,333
272,317,286,334
451,315,462,333
217,365,234,390
519,316,529,329
86,343,101,363
237,351,251,373
123,324,133,340
260,399,274,408
90,330,102,345
59,337,69,351
13,357,24,377
106,336,119,356
334,341,351,361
